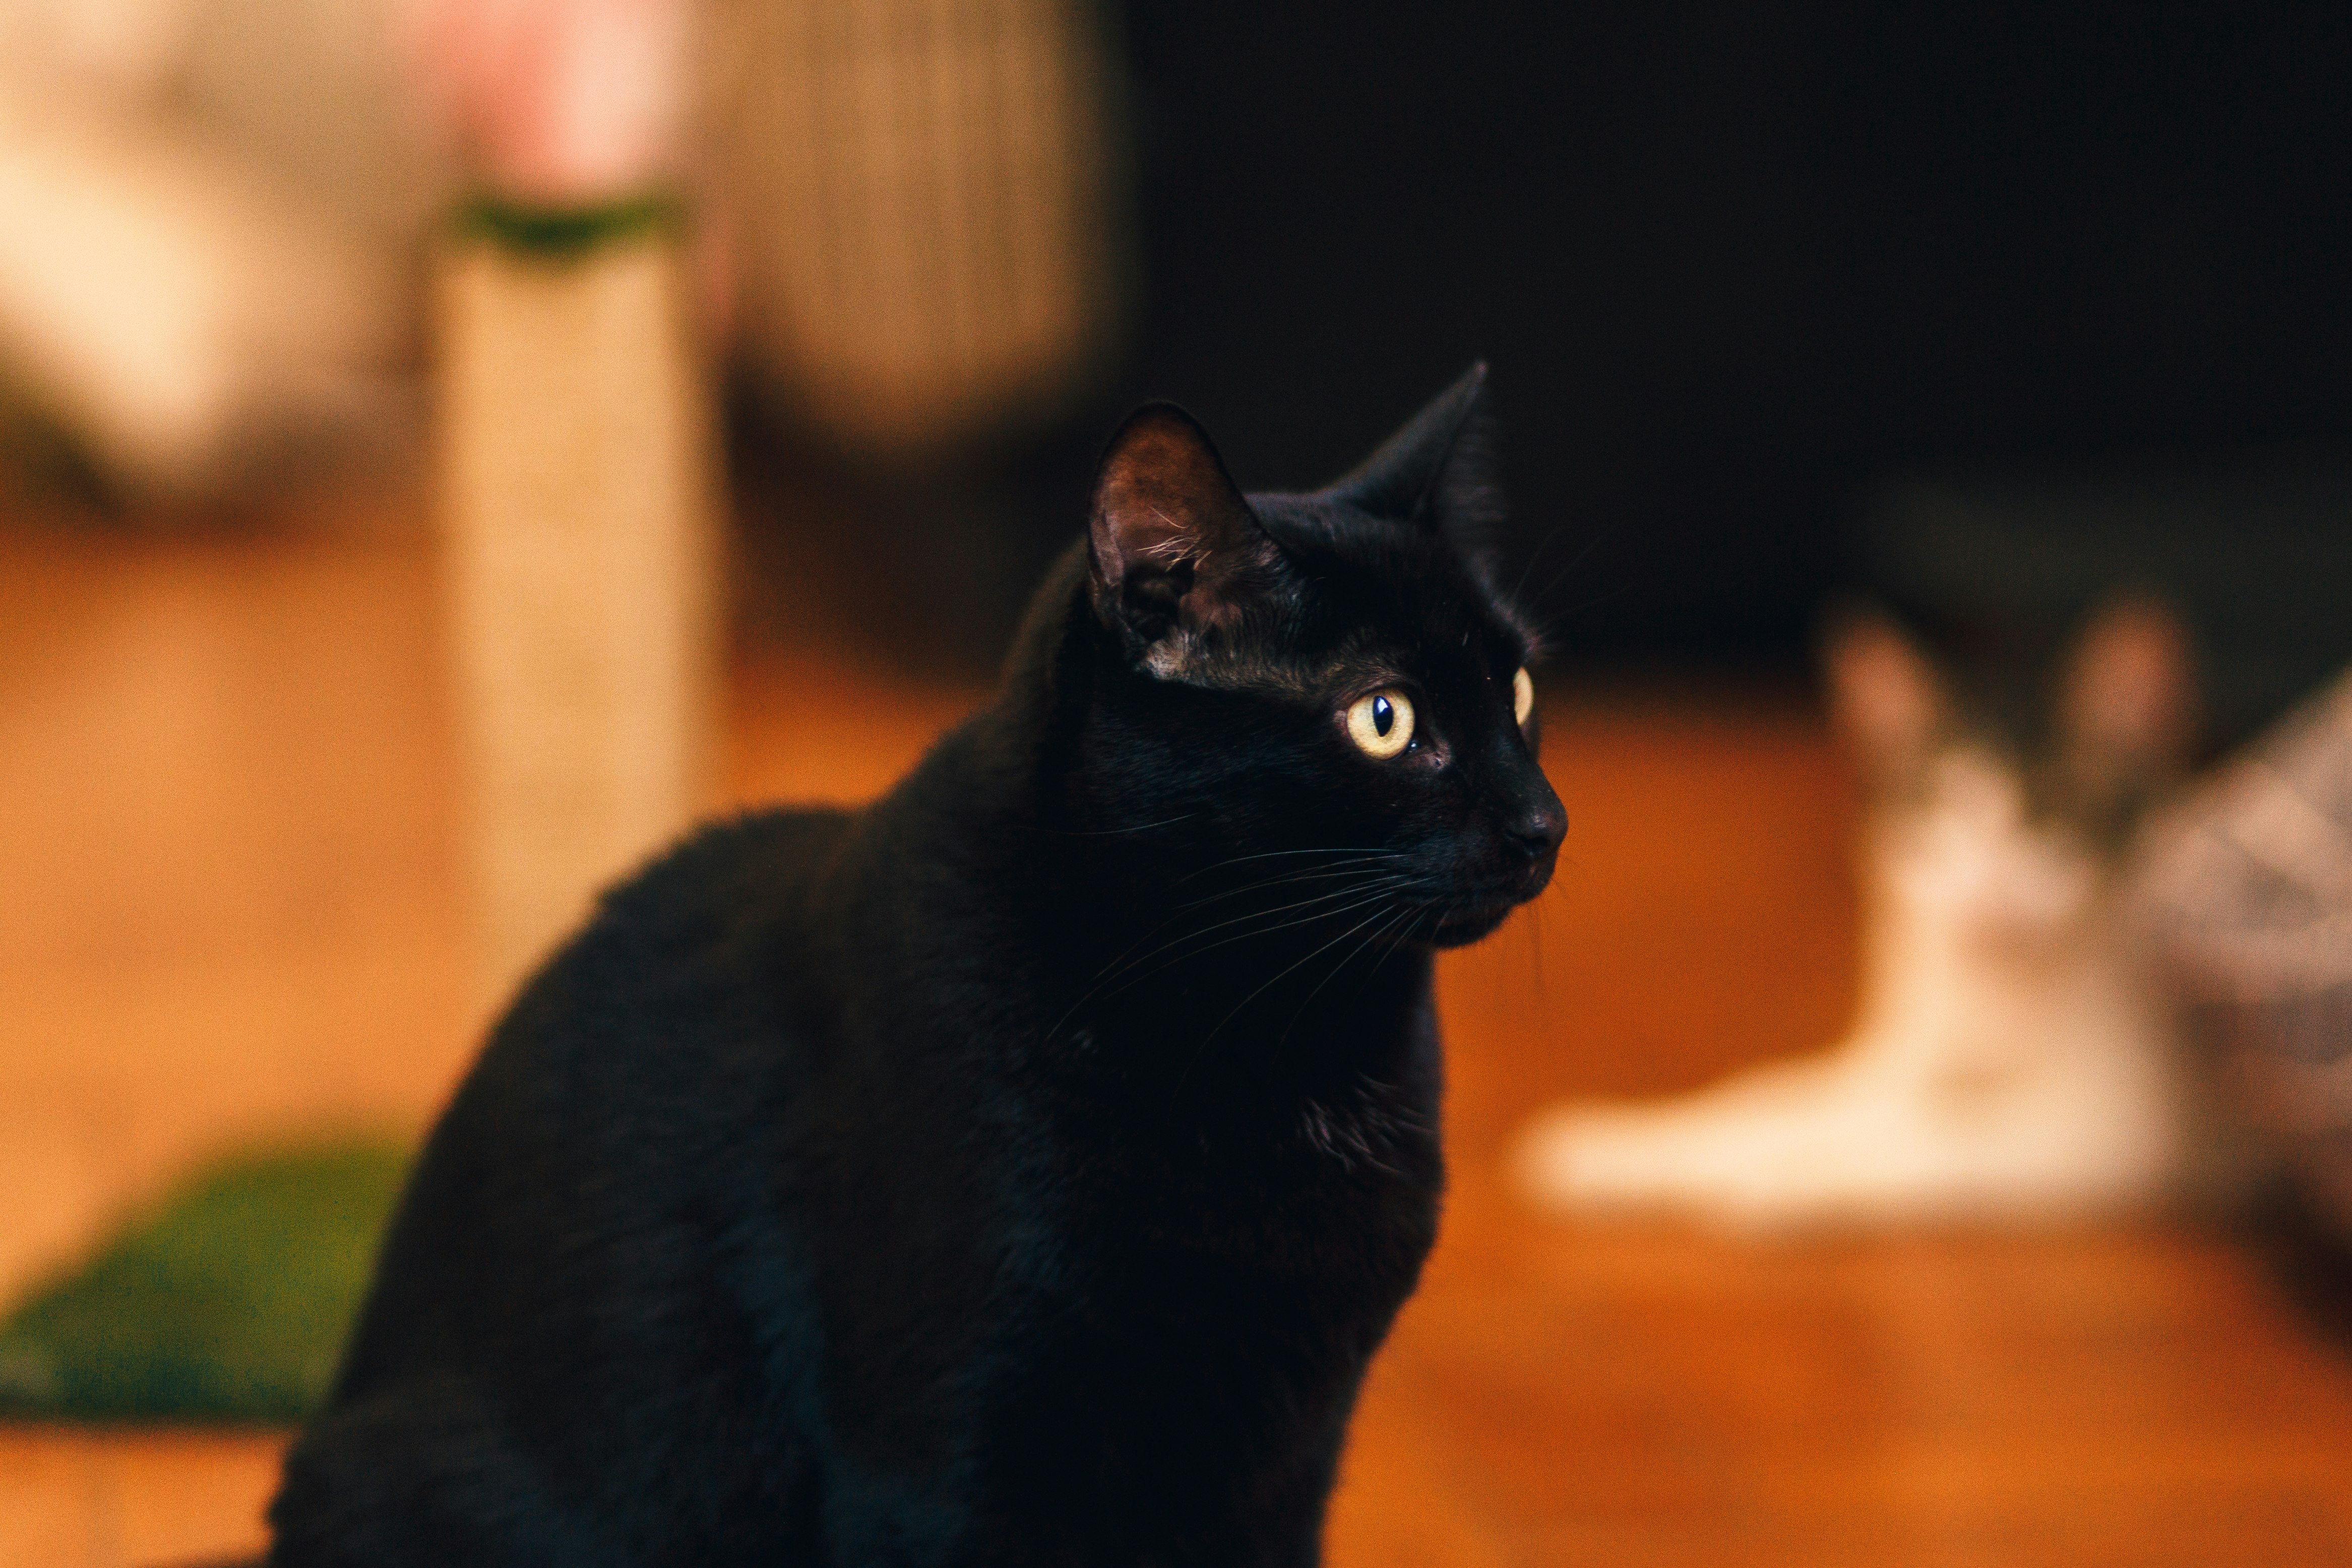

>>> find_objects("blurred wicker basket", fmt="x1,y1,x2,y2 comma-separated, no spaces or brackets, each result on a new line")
2140,669,2352,1238
707,0,1124,458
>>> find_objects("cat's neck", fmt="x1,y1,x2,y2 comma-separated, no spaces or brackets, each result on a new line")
848,563,1439,1113
1847,809,2153,1076
1012,813,1438,1112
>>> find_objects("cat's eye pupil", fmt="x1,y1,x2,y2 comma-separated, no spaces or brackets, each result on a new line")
1344,687,1416,759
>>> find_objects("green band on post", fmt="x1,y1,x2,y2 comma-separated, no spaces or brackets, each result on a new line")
454,193,684,257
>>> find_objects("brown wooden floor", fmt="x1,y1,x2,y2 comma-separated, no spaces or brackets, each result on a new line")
2,509,2348,1566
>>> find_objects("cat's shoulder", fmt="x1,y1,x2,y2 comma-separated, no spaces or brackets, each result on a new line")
489,806,857,1097
509,805,859,1025
594,805,854,926
644,803,853,888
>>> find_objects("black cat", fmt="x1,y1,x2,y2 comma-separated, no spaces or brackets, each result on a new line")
269,366,1565,1566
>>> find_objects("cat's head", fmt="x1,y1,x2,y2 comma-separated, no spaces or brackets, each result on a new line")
1069,365,1564,948
1827,597,2196,938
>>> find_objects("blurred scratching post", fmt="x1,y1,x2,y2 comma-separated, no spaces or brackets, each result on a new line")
438,214,718,1013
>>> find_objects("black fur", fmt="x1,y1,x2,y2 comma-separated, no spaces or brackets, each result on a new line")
268,366,1565,1567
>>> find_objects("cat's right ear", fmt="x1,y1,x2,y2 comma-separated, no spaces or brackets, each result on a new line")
1329,363,1500,553
1825,607,1945,781
2058,595,2197,798
1087,404,1282,656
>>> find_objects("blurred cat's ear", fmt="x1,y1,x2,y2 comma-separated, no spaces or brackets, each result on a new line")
2059,595,2197,794
1825,607,1946,780
1331,363,1502,551
1088,404,1283,654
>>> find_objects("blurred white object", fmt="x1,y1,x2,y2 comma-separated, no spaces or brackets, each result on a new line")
0,105,408,491
1519,602,2219,1228
0,0,435,494
2142,669,2352,1239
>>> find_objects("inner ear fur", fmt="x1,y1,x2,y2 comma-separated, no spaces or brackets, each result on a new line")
1824,606,1946,781
2058,594,2197,792
1087,404,1281,653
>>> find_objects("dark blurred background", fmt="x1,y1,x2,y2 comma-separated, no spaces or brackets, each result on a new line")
10,0,2349,716
923,0,2352,726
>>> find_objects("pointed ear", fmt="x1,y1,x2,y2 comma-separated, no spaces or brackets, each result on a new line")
1329,362,1502,548
1088,404,1282,656
1824,606,1946,781
2059,595,2197,795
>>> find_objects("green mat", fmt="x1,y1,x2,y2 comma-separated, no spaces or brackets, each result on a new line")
0,1142,409,1423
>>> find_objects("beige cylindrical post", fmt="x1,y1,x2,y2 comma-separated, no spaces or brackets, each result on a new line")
437,227,718,1013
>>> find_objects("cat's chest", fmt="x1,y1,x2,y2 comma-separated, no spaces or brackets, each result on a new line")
1049,1017,1445,1296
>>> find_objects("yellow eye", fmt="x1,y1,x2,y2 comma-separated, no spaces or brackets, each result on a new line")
1513,667,1534,728
1345,688,1415,759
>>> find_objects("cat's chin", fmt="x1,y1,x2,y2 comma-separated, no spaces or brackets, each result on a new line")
1427,901,1522,948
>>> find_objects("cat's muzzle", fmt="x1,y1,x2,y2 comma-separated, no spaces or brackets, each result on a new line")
1424,842,1560,946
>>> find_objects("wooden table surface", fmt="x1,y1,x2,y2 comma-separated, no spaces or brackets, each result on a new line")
2,512,2346,1566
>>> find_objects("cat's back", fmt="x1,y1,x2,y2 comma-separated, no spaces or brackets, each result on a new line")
333,805,856,1382
278,806,863,1562
497,803,856,1100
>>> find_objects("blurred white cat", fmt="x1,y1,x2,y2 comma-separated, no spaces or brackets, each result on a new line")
1518,598,2236,1227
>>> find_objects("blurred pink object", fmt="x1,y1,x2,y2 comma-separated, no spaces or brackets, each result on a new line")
412,0,689,204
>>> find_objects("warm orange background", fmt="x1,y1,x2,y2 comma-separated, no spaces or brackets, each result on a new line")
3,506,2347,1566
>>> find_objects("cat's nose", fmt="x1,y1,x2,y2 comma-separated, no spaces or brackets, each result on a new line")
1506,799,1567,861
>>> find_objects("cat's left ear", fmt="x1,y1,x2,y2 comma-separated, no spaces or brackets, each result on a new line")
1329,362,1503,552
1088,404,1285,658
